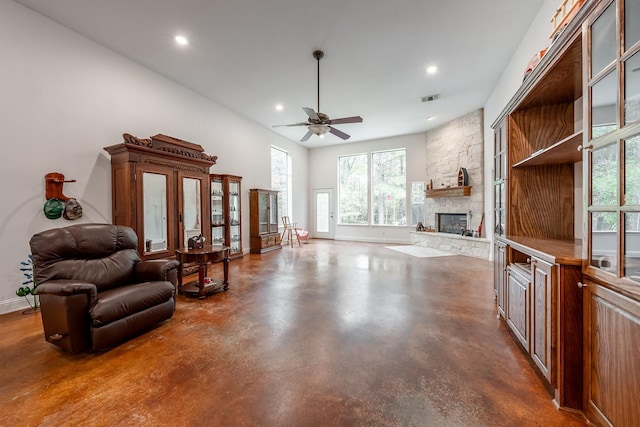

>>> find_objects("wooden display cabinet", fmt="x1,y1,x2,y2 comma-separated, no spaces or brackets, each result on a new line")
490,0,597,413
210,174,243,259
104,133,215,260
249,189,281,254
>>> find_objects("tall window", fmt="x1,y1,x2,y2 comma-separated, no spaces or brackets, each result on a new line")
410,182,425,225
338,153,368,224
372,149,406,225
271,146,291,218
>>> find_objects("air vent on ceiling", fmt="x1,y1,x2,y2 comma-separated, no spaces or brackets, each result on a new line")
421,94,440,103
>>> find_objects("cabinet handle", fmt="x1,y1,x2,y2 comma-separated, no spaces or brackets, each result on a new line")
526,258,531,263
577,282,587,289
577,144,594,152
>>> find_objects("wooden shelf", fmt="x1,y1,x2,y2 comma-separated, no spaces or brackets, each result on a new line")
513,131,583,167
425,185,471,198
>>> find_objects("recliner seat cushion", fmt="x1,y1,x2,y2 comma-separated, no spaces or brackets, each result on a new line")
90,281,175,327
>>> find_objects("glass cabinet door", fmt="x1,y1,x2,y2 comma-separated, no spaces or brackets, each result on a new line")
259,192,268,234
211,177,224,244
493,120,506,236
269,192,278,233
624,135,640,281
142,172,169,254
181,177,202,247
228,180,241,255
587,0,640,284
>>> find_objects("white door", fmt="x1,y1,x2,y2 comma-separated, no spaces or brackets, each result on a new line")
313,189,333,239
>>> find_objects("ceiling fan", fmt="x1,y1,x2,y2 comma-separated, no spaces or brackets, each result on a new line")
273,50,363,142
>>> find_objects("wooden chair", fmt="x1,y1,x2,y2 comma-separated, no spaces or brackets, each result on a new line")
280,216,300,247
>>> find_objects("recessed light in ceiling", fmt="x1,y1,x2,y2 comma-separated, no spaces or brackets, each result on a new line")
426,65,438,75
426,116,436,121
275,104,284,111
174,35,189,46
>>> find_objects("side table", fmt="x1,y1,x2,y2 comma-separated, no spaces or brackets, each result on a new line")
175,245,230,299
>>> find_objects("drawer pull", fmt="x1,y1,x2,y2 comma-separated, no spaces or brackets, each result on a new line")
577,282,587,289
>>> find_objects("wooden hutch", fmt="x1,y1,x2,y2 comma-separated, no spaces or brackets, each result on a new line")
492,0,640,424
249,189,281,254
104,133,216,260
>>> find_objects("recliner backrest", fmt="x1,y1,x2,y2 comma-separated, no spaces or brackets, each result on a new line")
30,224,141,292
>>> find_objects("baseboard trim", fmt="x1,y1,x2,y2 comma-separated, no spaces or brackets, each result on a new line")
0,297,32,315
334,236,410,245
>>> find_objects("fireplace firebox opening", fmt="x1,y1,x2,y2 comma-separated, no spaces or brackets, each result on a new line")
437,213,467,234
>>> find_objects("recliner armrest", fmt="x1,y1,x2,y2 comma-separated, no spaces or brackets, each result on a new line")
35,280,98,304
135,259,180,284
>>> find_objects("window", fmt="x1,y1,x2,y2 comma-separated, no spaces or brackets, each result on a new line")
372,149,406,225
410,182,425,225
338,154,368,224
271,146,291,218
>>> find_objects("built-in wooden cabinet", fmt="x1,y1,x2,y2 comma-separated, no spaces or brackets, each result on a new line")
491,0,592,410
104,134,215,260
249,189,281,254
493,0,640,421
211,174,243,259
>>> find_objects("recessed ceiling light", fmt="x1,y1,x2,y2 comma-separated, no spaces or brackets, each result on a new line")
426,65,438,75
275,104,284,111
426,116,436,121
174,35,189,46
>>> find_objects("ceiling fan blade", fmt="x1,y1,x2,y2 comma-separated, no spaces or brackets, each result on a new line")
272,122,309,127
303,107,319,121
300,129,314,142
327,116,363,125
328,126,350,140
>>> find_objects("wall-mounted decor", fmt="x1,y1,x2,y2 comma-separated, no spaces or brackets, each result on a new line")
43,172,82,220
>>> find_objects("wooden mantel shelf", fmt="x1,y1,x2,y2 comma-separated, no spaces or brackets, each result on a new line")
425,185,471,198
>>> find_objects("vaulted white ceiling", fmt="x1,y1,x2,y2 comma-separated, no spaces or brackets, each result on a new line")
16,0,545,147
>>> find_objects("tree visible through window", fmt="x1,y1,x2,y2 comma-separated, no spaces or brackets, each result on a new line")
338,154,368,224
372,149,406,225
271,146,290,218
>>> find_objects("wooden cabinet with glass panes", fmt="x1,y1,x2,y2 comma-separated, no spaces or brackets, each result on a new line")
491,0,597,413
493,0,640,422
582,0,640,425
104,134,214,262
249,189,281,254
210,174,243,259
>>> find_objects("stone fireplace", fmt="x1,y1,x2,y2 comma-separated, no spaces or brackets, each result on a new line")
412,108,489,259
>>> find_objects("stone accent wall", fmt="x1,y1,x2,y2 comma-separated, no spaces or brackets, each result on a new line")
424,109,484,232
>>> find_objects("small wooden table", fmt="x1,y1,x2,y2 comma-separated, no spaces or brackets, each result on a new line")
175,245,229,299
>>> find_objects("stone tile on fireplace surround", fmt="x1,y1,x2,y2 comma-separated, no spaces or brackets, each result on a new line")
409,231,490,260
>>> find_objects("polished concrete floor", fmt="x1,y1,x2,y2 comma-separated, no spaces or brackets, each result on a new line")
0,240,586,426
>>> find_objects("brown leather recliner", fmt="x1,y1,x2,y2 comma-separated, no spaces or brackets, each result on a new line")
30,223,179,353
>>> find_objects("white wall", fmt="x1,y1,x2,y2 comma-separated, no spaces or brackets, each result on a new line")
483,0,568,248
0,1,308,313
308,133,426,244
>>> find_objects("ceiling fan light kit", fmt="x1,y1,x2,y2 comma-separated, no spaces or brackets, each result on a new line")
273,50,363,142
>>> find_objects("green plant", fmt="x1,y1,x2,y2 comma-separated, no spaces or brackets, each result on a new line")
16,255,38,310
